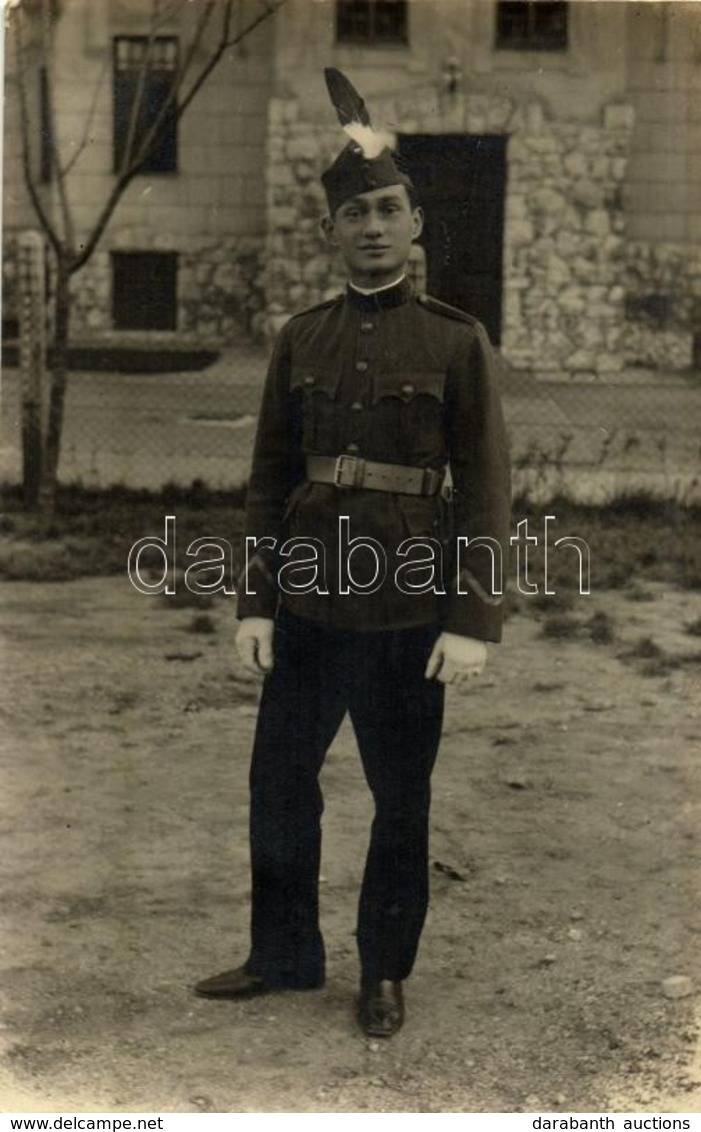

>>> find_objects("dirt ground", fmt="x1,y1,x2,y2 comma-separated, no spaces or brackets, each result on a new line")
1,571,700,1113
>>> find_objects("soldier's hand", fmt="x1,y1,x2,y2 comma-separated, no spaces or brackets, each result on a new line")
425,632,487,685
236,617,275,675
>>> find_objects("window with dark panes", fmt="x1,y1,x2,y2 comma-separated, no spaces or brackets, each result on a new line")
112,251,178,331
336,0,408,45
495,1,568,51
113,36,179,174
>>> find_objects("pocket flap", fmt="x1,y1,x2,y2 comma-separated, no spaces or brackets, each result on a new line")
290,367,341,398
371,371,445,405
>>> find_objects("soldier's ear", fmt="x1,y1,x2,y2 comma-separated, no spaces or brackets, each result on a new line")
320,216,337,245
411,207,424,241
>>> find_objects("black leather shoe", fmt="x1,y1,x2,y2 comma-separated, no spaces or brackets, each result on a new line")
357,980,404,1038
194,965,269,999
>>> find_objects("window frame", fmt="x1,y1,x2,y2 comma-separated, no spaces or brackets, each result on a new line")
335,0,409,46
112,34,180,175
111,250,179,332
494,1,568,53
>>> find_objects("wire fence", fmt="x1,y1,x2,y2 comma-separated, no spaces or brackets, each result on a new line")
1,345,700,504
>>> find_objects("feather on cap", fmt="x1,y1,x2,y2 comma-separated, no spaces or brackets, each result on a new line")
321,67,413,214
324,67,393,159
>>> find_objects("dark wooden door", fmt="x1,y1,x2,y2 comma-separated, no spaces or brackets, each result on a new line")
398,134,507,344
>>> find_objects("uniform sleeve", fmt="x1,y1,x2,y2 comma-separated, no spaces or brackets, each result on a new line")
443,321,511,641
236,324,304,620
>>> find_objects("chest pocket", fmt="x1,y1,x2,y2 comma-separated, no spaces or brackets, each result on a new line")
370,371,445,406
290,368,342,453
370,370,447,463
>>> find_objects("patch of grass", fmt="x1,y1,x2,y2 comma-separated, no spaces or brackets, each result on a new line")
621,636,664,660
3,486,701,600
0,482,246,583
161,586,215,610
625,585,656,603
187,613,217,635
686,617,701,638
540,614,581,640
587,610,615,645
502,590,524,620
539,609,615,645
636,650,701,678
530,589,576,613
510,494,701,600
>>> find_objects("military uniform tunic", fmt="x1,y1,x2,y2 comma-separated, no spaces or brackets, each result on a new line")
239,278,511,640
239,277,511,989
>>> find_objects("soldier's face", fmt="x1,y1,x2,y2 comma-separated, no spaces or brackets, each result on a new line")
323,185,423,289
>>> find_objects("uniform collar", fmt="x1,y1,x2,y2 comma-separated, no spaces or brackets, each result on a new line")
346,276,413,312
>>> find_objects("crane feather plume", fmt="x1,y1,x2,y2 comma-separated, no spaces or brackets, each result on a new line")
324,67,394,160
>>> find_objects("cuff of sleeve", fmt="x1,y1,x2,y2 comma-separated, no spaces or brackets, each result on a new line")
443,589,503,642
236,555,279,621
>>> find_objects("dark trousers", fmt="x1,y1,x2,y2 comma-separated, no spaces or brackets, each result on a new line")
246,611,445,988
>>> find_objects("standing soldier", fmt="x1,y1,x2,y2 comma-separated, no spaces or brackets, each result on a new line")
195,70,511,1038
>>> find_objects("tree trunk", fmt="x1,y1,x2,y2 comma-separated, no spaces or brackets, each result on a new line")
21,393,44,510
17,231,48,510
39,258,71,515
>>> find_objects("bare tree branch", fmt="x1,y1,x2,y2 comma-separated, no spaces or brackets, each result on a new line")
13,0,287,511
115,0,283,178
178,0,284,120
68,169,131,274
128,0,218,172
120,0,161,175
118,0,193,173
71,0,266,273
40,0,76,257
18,0,285,275
68,0,214,275
60,53,110,178
12,5,62,259
150,0,190,34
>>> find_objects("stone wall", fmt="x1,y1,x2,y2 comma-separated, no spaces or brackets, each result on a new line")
68,236,267,345
502,101,632,380
265,100,344,337
265,90,635,380
2,232,267,345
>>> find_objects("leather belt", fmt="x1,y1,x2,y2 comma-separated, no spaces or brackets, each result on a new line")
306,454,444,496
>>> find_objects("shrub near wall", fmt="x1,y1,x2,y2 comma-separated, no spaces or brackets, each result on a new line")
623,243,701,371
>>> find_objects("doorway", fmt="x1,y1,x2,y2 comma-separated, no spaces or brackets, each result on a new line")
398,134,507,344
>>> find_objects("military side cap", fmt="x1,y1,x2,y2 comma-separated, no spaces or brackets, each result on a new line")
322,143,412,214
321,67,413,214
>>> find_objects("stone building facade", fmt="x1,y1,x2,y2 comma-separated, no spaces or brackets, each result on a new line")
3,0,273,344
3,0,701,376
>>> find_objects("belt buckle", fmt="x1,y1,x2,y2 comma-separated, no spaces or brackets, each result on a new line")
334,453,361,488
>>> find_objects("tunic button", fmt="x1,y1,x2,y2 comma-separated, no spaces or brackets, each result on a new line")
360,321,374,332
304,375,315,387
350,401,363,411
355,360,369,372
346,443,359,454
401,381,415,396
